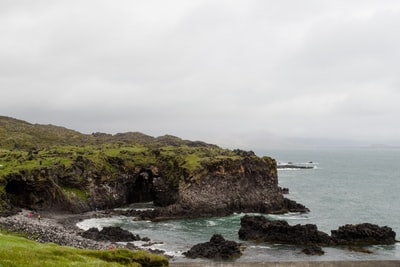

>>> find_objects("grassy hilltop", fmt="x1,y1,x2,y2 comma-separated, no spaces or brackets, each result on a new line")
0,115,216,150
0,116,264,214
0,115,243,181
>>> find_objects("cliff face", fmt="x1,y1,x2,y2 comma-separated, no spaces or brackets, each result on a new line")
0,116,307,218
142,153,307,219
2,150,307,218
162,156,283,217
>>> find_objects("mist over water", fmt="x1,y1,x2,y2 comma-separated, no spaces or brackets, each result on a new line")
78,148,400,262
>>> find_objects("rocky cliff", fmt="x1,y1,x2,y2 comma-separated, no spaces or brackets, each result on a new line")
135,152,308,220
0,116,307,218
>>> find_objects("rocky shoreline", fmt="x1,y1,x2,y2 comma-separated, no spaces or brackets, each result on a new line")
1,209,399,263
0,210,129,250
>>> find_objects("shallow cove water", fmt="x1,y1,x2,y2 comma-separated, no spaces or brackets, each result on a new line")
77,148,400,262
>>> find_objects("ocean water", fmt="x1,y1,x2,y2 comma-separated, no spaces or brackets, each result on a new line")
77,148,400,262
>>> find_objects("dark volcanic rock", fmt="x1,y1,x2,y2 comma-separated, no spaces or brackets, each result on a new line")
238,215,397,250
302,246,325,256
331,223,396,245
81,226,142,242
301,246,325,256
238,215,333,245
281,198,309,213
129,156,308,220
183,234,242,259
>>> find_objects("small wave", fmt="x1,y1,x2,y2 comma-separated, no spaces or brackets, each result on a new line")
248,245,272,249
206,220,218,226
76,216,129,230
164,250,184,258
278,167,315,171
268,212,309,221
132,240,184,258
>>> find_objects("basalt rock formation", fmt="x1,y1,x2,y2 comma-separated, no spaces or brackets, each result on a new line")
239,215,397,248
0,116,308,219
183,234,242,259
81,226,143,242
130,154,308,220
3,151,308,219
239,215,333,246
331,223,396,245
301,246,325,256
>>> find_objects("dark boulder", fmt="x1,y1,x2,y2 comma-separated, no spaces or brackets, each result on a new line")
301,246,325,256
81,226,142,242
331,223,396,245
183,234,242,259
279,187,289,194
238,215,333,245
281,198,310,213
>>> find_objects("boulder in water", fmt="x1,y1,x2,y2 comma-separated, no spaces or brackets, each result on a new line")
238,215,333,245
183,234,242,259
81,226,142,242
301,245,325,256
331,223,396,245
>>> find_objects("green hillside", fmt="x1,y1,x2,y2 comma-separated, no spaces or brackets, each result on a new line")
0,116,93,149
0,116,216,150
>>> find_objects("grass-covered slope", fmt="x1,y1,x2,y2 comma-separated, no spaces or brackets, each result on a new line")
0,230,168,267
0,116,92,149
0,116,257,214
0,116,215,149
0,116,232,178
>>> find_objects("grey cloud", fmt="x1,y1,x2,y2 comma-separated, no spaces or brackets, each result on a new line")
1,1,400,148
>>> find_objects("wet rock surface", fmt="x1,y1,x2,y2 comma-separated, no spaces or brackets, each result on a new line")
239,215,333,245
238,215,397,252
301,246,325,256
81,226,144,242
331,223,396,245
183,234,242,259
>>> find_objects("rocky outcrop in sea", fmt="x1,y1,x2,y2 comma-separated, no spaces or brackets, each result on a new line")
331,223,396,245
239,215,397,248
81,226,147,242
183,234,242,259
239,215,333,246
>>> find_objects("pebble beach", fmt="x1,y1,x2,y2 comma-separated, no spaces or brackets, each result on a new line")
0,210,118,250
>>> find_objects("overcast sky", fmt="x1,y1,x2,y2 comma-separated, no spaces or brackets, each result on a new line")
1,0,400,149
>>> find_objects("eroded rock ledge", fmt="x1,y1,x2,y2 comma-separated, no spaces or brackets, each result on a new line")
3,149,308,220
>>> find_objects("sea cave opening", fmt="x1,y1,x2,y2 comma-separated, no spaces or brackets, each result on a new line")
5,179,27,195
127,171,155,204
5,179,30,207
